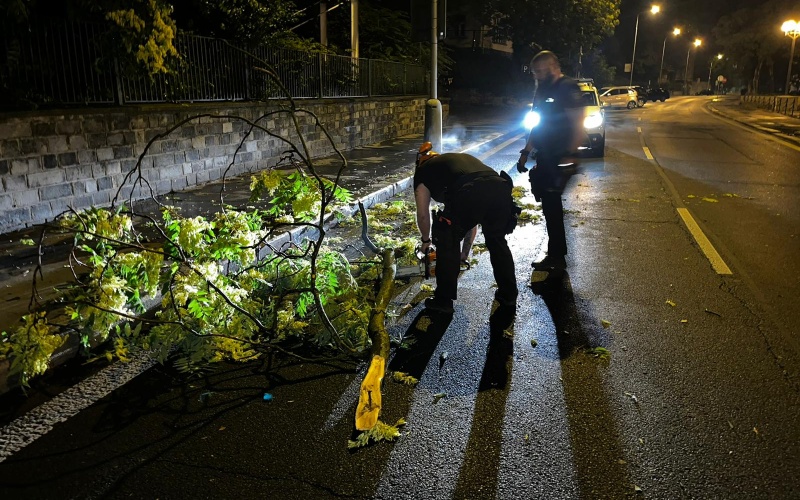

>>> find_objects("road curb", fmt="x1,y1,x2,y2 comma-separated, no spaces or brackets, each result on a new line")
705,102,800,150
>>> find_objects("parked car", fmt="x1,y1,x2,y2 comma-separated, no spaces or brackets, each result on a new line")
599,86,639,109
646,87,670,102
632,86,648,107
522,81,606,157
631,86,670,104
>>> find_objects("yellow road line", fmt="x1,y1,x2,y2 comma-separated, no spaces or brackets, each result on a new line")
676,208,733,275
643,147,653,159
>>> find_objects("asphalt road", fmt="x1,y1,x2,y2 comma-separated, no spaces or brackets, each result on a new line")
0,97,799,499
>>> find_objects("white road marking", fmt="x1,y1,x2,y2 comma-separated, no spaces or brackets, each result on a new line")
462,133,526,161
676,208,733,275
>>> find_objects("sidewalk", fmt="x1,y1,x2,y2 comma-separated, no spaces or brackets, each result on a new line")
706,95,800,148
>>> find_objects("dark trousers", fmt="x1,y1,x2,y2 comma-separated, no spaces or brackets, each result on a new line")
530,152,568,257
541,191,566,257
432,177,517,303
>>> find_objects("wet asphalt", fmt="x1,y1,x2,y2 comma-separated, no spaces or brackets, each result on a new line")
1,95,799,499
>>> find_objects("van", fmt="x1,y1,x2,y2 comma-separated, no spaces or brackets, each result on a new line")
599,86,639,109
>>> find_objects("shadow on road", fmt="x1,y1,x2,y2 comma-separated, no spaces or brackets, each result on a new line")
531,271,638,499
387,309,453,380
452,303,516,498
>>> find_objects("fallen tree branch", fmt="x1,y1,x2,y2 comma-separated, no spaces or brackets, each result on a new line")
355,248,395,431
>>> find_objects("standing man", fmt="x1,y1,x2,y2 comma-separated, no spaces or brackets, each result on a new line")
517,50,584,272
415,143,518,314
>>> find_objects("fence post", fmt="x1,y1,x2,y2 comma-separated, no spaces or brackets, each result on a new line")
318,52,324,98
368,59,373,97
245,67,251,101
113,57,125,105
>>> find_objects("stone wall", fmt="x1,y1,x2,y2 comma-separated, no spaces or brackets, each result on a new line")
0,97,427,234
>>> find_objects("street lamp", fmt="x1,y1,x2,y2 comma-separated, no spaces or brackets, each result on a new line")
707,53,723,92
659,27,681,84
630,4,661,87
782,20,800,94
684,38,701,95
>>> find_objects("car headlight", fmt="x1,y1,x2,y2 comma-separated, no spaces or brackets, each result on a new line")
584,112,603,129
523,111,541,129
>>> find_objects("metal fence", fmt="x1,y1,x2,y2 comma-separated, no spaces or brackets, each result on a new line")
1,22,429,110
742,94,800,118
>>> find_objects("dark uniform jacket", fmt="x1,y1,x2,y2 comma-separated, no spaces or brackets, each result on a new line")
529,75,582,155
413,153,498,203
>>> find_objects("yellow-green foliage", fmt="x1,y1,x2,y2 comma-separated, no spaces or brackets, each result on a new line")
511,186,528,201
372,236,418,267
251,169,352,222
371,201,408,217
348,418,407,449
0,313,64,388
106,0,180,75
12,159,383,385
518,210,542,223
586,347,611,360
392,371,419,386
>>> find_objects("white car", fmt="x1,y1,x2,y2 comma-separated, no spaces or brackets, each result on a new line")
599,86,639,109
522,81,605,157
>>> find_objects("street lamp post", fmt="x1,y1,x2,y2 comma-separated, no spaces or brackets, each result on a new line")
782,20,800,94
708,53,723,92
630,4,661,87
659,27,681,84
684,38,702,95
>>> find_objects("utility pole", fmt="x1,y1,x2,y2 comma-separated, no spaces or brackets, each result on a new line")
424,0,442,151
320,1,328,47
351,0,359,59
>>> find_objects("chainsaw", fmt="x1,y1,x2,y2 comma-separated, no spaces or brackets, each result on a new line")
395,247,437,280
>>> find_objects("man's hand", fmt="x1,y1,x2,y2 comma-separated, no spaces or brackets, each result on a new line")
421,240,432,253
517,151,530,173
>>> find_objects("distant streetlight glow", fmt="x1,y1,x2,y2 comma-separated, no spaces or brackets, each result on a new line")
659,27,682,84
782,20,800,94
684,38,702,95
630,4,661,86
708,54,724,91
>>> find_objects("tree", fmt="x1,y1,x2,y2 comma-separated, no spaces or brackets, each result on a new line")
1,0,184,75
463,0,621,68
713,0,796,94
580,49,616,88
319,0,437,64
171,0,303,49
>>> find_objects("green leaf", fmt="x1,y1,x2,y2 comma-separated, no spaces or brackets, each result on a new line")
586,347,611,360
392,371,419,386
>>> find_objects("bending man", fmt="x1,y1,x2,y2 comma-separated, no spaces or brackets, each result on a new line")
414,143,518,314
